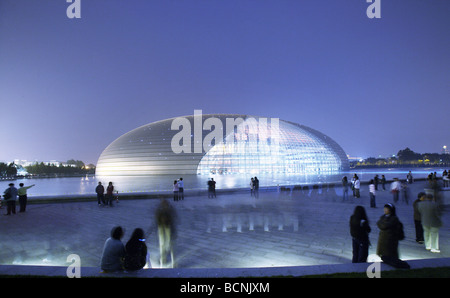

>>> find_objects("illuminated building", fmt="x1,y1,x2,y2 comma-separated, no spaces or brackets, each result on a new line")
95,113,349,176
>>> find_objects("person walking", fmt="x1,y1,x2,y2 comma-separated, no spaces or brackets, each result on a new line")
96,182,105,206
350,206,371,263
413,192,425,244
124,228,149,271
250,178,255,197
417,194,442,253
173,180,179,201
18,183,35,212
3,183,18,215
369,179,376,208
100,226,126,272
342,176,349,201
376,203,409,268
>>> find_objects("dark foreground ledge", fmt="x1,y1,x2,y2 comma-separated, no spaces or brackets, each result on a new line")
0,258,448,278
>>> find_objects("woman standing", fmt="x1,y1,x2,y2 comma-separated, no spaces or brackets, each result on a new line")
376,204,409,268
106,182,114,206
173,180,179,201
350,206,371,263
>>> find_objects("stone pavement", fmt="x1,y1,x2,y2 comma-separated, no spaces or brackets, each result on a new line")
0,181,448,272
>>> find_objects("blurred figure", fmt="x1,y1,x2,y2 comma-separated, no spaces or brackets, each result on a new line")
443,170,449,188
413,192,425,244
124,228,149,271
376,204,409,268
207,178,216,198
350,206,371,263
250,178,255,197
342,176,349,201
406,171,414,184
417,194,442,253
380,175,386,191
401,181,410,205
390,178,401,203
100,226,125,272
374,174,379,191
106,182,114,206
369,179,376,208
155,199,177,267
253,177,259,198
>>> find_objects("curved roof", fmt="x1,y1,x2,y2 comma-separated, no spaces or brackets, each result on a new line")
95,114,348,176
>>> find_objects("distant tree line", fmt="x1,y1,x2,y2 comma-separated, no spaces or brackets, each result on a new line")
353,147,450,168
25,160,96,175
0,162,18,177
0,160,95,177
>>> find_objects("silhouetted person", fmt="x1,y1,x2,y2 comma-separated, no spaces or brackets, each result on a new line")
342,176,349,201
3,183,17,215
100,226,125,272
208,178,216,198
18,183,35,212
96,182,105,206
376,204,409,268
350,206,371,263
124,228,149,270
413,192,425,244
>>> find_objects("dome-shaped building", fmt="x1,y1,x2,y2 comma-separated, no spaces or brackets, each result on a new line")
96,113,349,176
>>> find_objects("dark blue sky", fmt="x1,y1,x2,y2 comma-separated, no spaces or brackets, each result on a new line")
1,0,449,164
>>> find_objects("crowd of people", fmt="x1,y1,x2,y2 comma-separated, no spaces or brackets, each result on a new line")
349,170,445,269
2,169,447,273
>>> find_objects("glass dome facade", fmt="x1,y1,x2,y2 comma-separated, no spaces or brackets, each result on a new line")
95,114,349,176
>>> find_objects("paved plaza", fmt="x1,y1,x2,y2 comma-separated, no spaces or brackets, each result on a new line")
0,181,448,272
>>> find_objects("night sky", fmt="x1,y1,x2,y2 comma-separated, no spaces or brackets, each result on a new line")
1,0,449,165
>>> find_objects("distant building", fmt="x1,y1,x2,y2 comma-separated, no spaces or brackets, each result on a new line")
442,145,449,155
96,113,349,176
